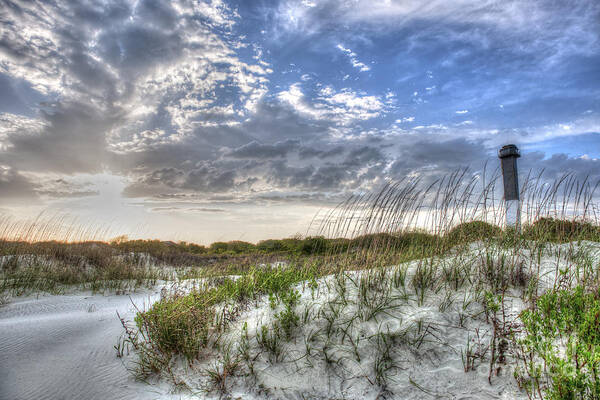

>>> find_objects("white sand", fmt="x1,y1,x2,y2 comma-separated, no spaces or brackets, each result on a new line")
2,241,598,400
0,289,180,400
174,242,600,399
197,271,527,399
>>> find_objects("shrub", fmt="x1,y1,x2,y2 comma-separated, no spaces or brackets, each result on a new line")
445,221,502,245
256,239,285,252
300,236,328,255
136,290,217,362
519,286,600,399
209,242,230,254
225,241,256,254
209,241,256,254
523,218,600,243
177,241,208,254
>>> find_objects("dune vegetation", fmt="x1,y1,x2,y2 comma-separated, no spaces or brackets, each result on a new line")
111,171,600,399
3,171,600,399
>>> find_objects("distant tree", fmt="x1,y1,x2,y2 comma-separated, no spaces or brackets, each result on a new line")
257,239,285,252
300,236,328,255
110,235,129,245
210,242,229,254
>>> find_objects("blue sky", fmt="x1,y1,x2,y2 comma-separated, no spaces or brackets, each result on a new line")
0,0,599,243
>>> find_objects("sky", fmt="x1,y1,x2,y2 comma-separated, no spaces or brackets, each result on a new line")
0,0,599,244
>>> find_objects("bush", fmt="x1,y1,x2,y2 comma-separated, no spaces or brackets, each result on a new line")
256,239,285,252
523,218,600,243
445,221,502,245
136,290,217,362
177,241,208,254
226,241,256,254
519,286,600,399
209,242,230,254
300,236,328,255
209,241,256,254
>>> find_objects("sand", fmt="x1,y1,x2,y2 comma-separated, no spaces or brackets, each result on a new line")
0,289,180,400
2,241,598,399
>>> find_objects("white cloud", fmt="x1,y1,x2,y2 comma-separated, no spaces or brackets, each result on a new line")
455,110,469,114
108,129,182,154
278,83,385,125
279,0,599,66
1,1,271,157
390,115,600,150
336,44,370,72
0,113,47,151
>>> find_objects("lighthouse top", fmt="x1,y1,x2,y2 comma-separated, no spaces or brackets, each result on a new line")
498,144,520,159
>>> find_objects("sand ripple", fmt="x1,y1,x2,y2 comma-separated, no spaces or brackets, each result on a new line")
0,291,174,400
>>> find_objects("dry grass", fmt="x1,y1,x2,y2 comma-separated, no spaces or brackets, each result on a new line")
3,169,600,398
111,170,600,398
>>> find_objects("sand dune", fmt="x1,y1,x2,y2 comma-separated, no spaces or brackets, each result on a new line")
0,290,175,400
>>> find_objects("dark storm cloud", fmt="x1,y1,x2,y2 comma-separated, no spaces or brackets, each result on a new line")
186,165,237,192
257,144,384,191
239,102,333,143
122,159,251,197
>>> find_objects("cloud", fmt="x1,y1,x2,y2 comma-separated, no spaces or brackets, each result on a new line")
0,165,39,205
34,178,100,199
0,0,271,174
227,139,301,159
0,0,598,229
336,44,370,72
189,207,226,213
520,152,600,182
4,102,113,174
123,159,246,197
277,83,386,125
277,0,599,61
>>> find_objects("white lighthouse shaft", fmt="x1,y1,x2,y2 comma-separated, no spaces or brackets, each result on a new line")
506,199,520,229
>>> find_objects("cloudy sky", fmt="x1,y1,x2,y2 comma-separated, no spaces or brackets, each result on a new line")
0,0,599,243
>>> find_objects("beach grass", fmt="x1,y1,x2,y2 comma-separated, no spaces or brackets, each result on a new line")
4,170,600,399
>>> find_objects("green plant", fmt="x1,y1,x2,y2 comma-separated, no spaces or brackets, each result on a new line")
256,324,284,362
519,286,600,399
412,261,437,305
368,329,403,388
204,346,240,394
275,289,301,338
461,328,490,373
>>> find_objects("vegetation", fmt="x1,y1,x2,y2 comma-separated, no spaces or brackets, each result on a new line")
121,265,320,380
519,287,600,399
4,170,600,399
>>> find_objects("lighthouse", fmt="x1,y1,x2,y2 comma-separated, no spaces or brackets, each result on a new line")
498,144,521,230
